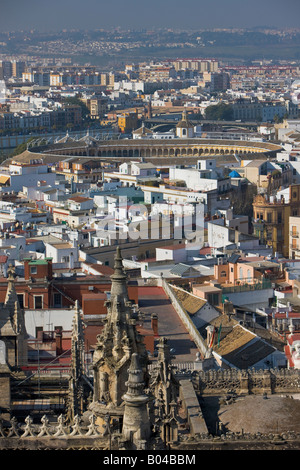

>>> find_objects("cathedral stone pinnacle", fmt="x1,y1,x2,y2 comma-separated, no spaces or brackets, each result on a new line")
0,264,27,368
109,245,129,300
91,246,148,413
122,353,151,445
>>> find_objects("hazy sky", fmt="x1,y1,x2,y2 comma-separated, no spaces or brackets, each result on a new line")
1,0,300,32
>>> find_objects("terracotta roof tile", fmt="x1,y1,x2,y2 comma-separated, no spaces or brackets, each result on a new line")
170,285,207,314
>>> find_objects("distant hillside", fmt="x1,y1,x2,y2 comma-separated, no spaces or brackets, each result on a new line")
1,28,300,65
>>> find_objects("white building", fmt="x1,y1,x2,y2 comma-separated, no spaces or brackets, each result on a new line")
156,244,187,263
0,161,56,194
67,196,94,212
207,219,258,251
45,239,79,267
169,159,231,193
119,161,157,178
25,308,75,339
0,200,48,225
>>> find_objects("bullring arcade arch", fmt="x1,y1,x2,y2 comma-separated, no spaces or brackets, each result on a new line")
26,137,282,161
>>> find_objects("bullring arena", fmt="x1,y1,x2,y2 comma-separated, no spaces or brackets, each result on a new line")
5,135,282,167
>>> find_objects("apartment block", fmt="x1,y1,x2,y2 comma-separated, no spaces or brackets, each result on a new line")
289,216,300,259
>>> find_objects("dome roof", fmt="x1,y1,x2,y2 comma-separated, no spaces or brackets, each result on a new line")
176,110,194,129
229,170,241,178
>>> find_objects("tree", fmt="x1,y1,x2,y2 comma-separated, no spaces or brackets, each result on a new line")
205,103,234,121
230,183,257,219
62,96,90,120
9,137,36,157
273,114,284,124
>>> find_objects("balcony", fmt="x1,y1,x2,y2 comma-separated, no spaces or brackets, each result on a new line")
290,231,299,238
222,278,272,294
290,244,300,251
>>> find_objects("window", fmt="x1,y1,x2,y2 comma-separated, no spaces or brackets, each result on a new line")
53,293,62,308
277,228,282,241
34,296,43,309
35,326,43,338
30,266,37,275
207,293,219,305
0,340,6,364
17,294,24,309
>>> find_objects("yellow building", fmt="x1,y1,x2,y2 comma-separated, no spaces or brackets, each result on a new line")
117,111,139,133
253,184,300,257
289,216,300,259
50,73,63,86
89,97,107,119
242,160,293,191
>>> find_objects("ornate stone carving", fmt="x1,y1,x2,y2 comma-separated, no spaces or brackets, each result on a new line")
92,247,148,413
21,415,36,438
122,353,151,447
37,415,52,437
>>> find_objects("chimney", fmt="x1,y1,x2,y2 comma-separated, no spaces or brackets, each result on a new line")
151,313,158,337
223,299,234,318
55,329,62,355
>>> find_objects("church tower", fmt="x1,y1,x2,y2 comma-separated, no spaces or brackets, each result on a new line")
176,110,194,138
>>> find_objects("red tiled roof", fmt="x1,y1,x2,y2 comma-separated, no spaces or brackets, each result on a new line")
68,196,91,202
84,263,114,276
287,333,300,345
157,244,185,251
273,312,300,319
199,246,213,255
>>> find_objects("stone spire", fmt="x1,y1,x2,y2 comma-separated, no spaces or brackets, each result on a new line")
67,301,87,422
0,264,27,367
91,247,148,411
150,337,179,417
149,337,179,445
103,246,134,333
4,265,19,312
71,300,85,378
122,353,151,447
109,246,129,302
